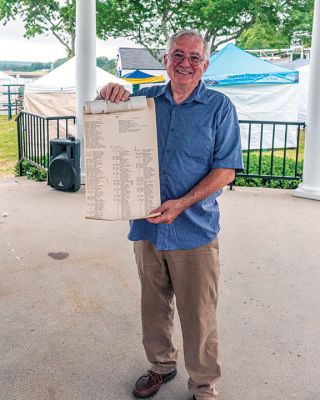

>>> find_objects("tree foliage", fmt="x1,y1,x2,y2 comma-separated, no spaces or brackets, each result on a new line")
0,57,116,74
183,0,284,51
236,23,290,49
51,57,68,70
0,60,51,71
281,0,313,47
237,0,313,49
96,0,304,54
96,57,116,75
0,0,314,60
0,0,76,57
96,0,189,59
51,57,116,74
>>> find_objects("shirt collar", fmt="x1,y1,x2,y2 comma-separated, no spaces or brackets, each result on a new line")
157,80,209,105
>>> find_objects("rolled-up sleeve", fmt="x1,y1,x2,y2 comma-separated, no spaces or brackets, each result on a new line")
211,100,244,172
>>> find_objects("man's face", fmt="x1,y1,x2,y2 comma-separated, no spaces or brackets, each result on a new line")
164,35,209,91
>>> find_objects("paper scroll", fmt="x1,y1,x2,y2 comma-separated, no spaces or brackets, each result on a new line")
83,97,161,221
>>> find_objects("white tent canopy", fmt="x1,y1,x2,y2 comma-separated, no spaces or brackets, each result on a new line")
25,57,131,92
24,57,132,119
23,57,132,138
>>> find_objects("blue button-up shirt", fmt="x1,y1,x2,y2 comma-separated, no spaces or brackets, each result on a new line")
128,81,243,250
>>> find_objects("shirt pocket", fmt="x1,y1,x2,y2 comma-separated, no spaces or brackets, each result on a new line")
177,126,213,165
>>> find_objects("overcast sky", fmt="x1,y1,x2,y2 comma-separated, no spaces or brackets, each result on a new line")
0,17,139,62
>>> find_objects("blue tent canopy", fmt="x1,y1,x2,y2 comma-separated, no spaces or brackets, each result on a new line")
122,69,165,84
203,44,299,86
122,70,156,79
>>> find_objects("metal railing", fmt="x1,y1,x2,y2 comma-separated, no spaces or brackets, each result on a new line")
16,112,305,185
16,111,76,176
1,84,25,119
236,120,305,182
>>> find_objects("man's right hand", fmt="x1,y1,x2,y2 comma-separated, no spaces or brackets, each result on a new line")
99,83,130,103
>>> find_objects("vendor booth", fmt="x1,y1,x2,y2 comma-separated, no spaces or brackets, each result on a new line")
24,57,132,118
203,44,300,149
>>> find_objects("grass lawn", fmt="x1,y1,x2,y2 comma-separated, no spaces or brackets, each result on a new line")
0,114,18,178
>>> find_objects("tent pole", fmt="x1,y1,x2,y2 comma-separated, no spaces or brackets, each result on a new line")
294,0,320,200
76,0,96,184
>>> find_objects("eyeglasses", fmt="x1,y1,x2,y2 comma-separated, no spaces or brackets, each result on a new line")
169,52,205,66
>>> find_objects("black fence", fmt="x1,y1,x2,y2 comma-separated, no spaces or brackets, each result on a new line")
236,120,305,182
16,111,76,176
16,112,305,184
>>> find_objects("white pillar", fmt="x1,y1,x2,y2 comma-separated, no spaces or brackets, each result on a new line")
76,0,96,183
294,0,320,200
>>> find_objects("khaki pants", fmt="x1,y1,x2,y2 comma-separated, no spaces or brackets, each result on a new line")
133,239,221,400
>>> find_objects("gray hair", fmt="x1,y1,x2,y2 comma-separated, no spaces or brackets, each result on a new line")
166,30,210,61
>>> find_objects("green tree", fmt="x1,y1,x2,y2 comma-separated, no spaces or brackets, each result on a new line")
0,0,313,60
0,60,51,71
52,57,68,70
237,0,313,49
51,57,117,75
96,0,189,60
96,0,290,56
281,0,313,47
0,0,76,57
236,22,290,49
28,61,51,71
96,57,116,75
184,0,284,52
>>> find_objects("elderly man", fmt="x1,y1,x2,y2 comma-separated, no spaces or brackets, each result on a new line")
98,30,243,400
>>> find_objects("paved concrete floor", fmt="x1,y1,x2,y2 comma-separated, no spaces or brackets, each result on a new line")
0,177,319,400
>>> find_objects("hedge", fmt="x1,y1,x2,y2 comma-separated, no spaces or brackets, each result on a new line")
234,153,303,189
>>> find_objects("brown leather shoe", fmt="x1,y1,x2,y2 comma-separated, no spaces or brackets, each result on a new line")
132,369,177,398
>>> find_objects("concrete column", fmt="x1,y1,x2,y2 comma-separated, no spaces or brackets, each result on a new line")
294,0,320,200
75,0,96,182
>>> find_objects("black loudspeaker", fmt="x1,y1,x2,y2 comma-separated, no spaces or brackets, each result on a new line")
48,136,81,192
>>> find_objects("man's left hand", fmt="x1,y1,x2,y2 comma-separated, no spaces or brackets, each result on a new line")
146,200,185,224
